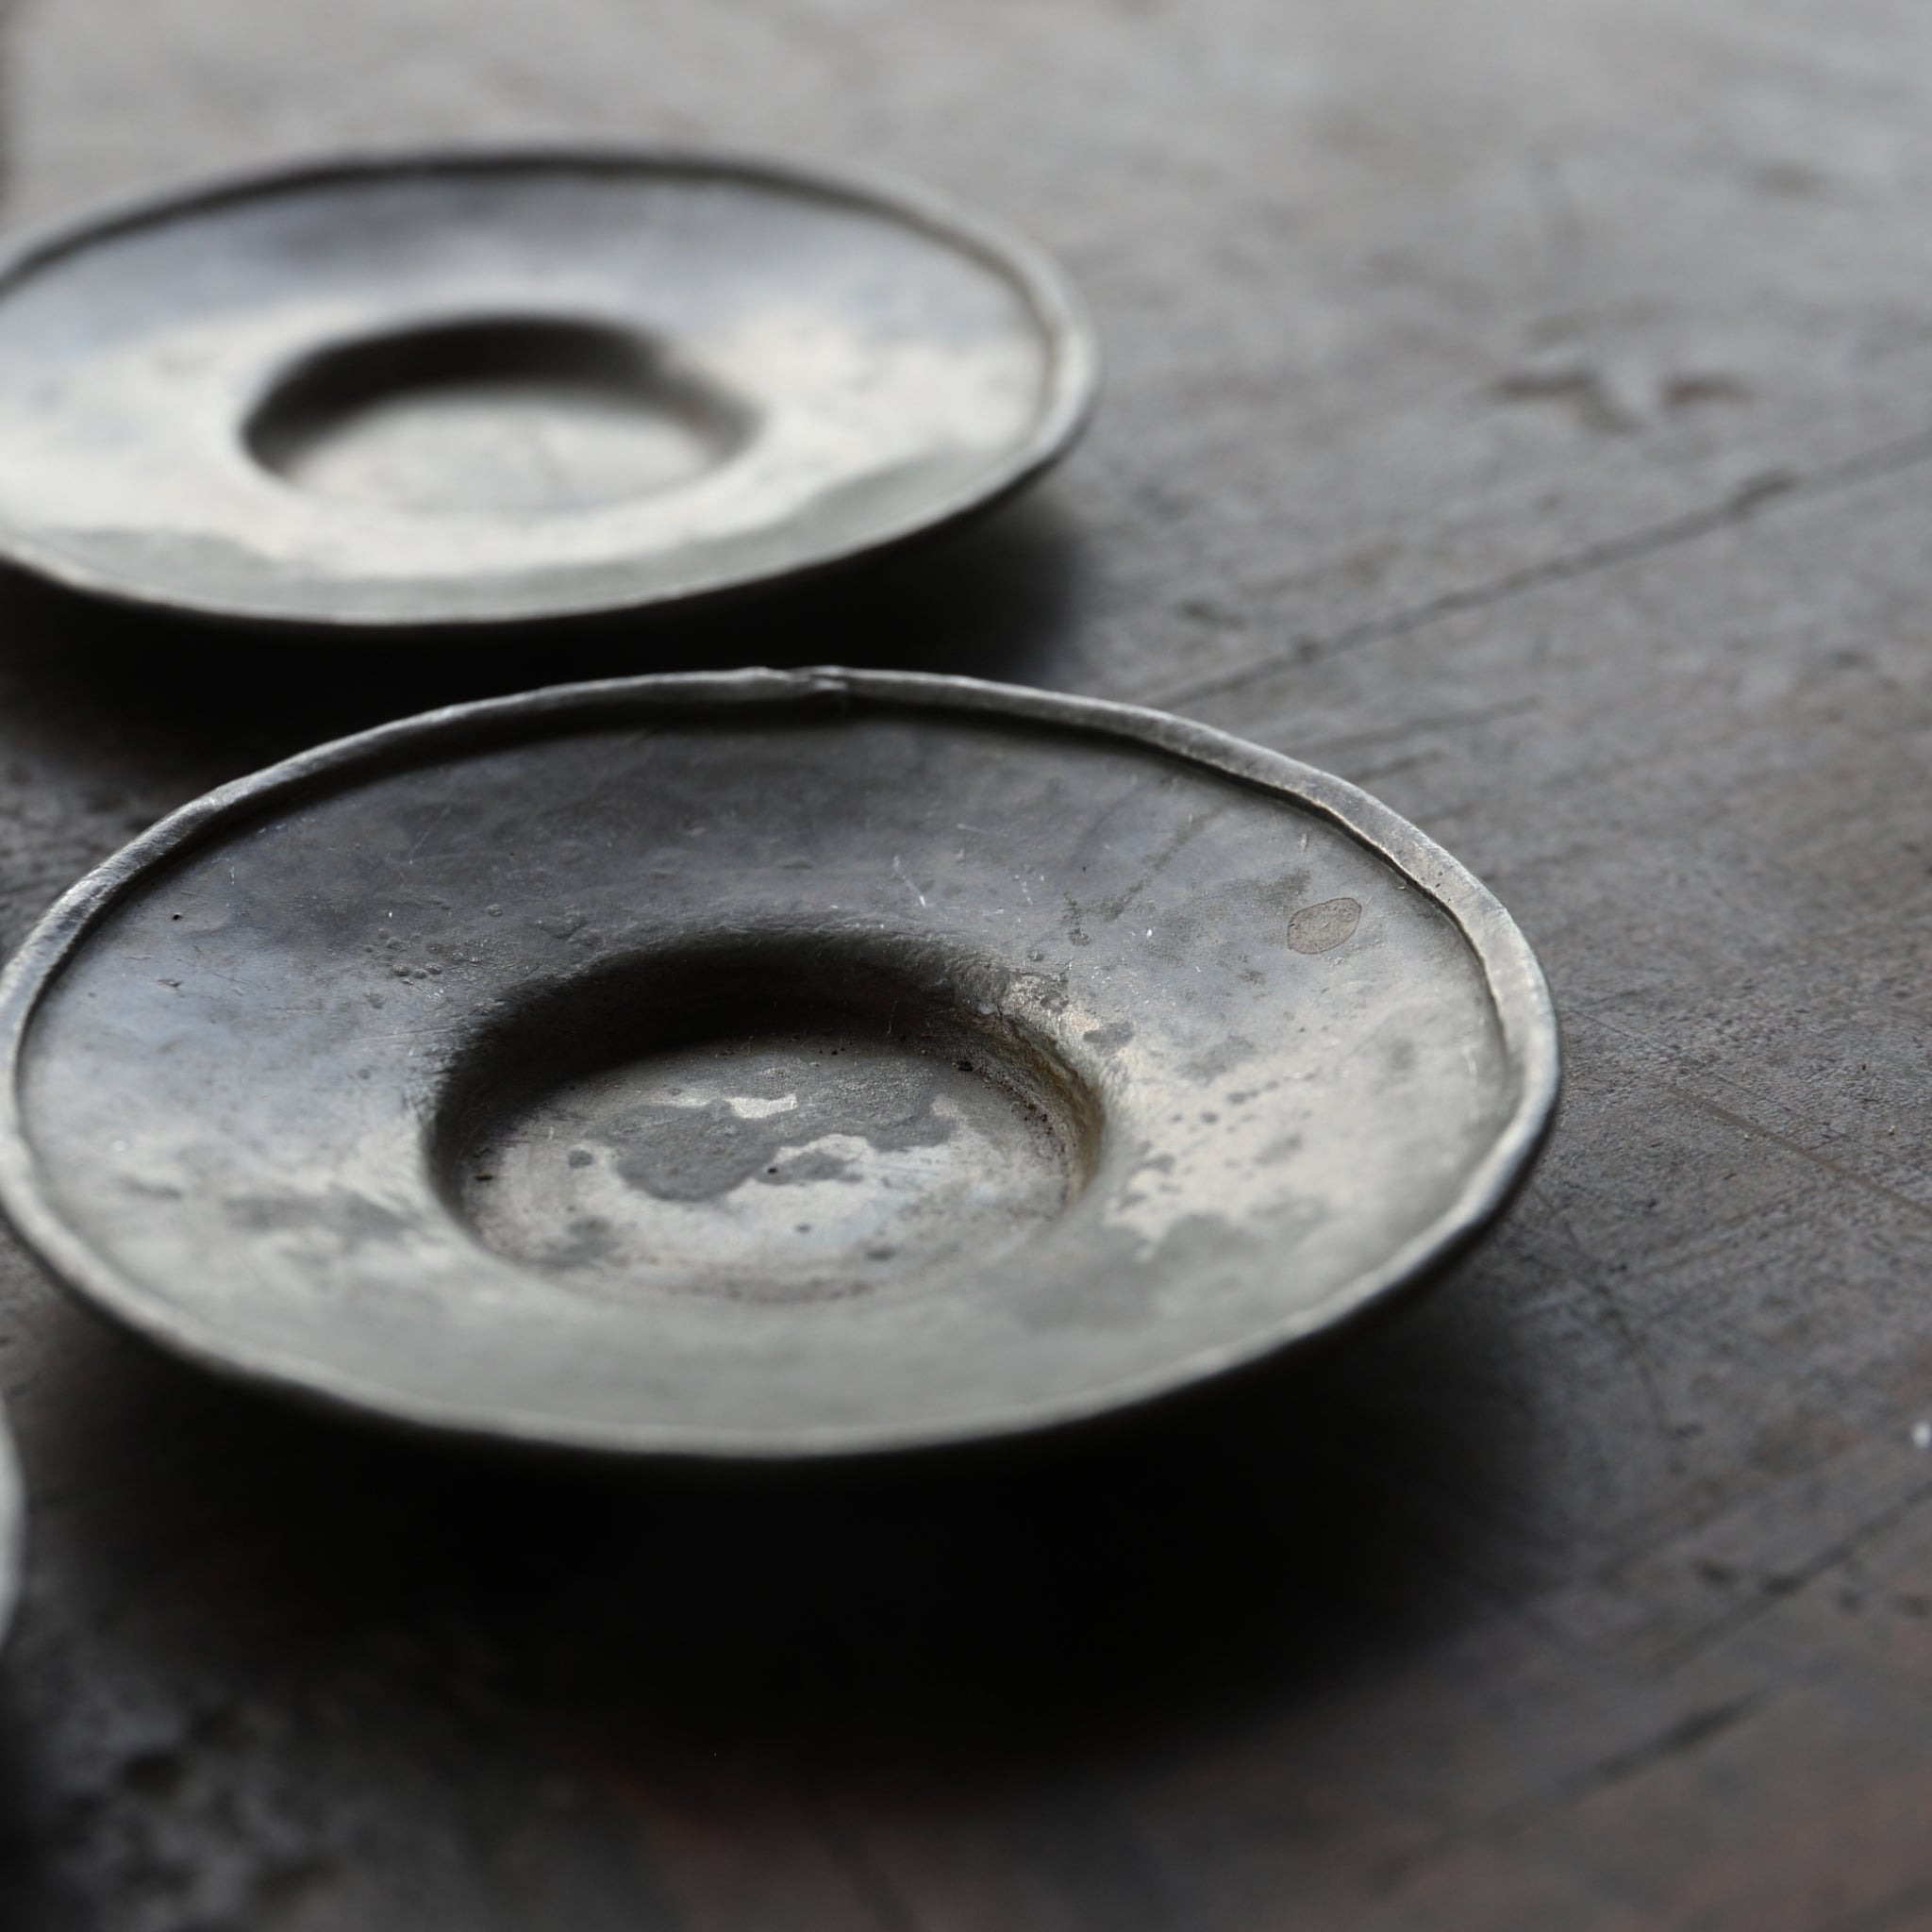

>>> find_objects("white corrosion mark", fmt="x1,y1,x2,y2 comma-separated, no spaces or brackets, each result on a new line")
727,1093,799,1121
1913,1420,1932,1452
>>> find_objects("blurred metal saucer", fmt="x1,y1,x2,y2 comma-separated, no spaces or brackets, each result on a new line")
0,150,1096,631
0,671,1557,1458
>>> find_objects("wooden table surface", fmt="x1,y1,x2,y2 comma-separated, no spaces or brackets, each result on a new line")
2,1,1930,1926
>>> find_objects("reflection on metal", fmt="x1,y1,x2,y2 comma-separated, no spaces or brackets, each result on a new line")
0,1402,21,1648
0,671,1557,1458
0,150,1097,630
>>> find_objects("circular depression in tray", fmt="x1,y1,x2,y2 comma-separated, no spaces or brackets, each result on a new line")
436,942,1104,1302
0,149,1095,629
0,672,1557,1457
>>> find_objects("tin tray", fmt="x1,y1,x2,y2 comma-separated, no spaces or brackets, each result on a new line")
0,151,1095,631
0,672,1557,1457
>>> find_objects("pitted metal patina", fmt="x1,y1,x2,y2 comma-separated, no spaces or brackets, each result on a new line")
0,151,1095,630
0,672,1557,1457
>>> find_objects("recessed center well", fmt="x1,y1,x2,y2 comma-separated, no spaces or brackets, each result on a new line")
245,317,751,516
438,957,1099,1303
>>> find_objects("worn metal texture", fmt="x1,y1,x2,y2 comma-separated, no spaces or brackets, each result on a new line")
0,670,1555,1455
2,0,1932,1928
0,151,1093,629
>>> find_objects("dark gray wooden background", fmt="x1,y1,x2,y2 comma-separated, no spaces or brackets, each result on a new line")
2,1,1930,1926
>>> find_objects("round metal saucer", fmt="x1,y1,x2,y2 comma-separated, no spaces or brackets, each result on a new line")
0,672,1557,1458
0,150,1095,631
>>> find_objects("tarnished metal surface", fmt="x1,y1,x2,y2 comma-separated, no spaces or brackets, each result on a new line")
0,670,1554,1456
0,151,1095,630
10,0,1932,1923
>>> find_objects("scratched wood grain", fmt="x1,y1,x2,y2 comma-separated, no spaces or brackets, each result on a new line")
1,1,1930,1926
